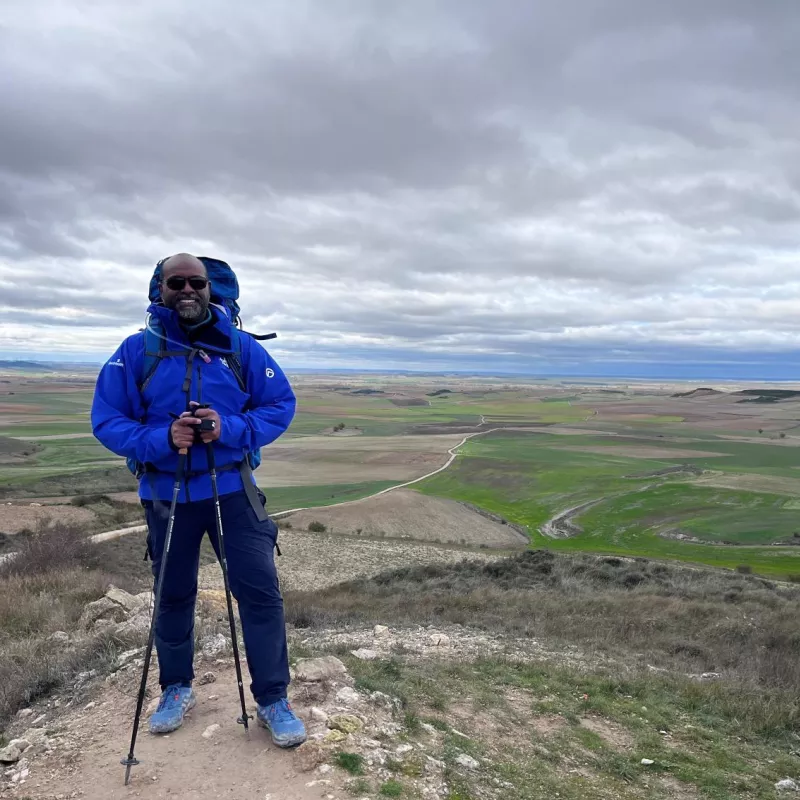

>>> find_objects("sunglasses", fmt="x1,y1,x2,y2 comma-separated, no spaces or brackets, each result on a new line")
163,276,209,291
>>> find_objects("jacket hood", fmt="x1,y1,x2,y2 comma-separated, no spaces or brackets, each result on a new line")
146,302,237,354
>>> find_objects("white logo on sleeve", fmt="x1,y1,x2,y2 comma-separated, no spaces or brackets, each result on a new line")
265,368,274,378
220,357,229,369
109,357,124,368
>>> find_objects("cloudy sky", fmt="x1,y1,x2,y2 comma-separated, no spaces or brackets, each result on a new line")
2,1,800,378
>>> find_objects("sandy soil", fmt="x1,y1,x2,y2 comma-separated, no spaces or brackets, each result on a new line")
559,445,731,459
280,489,528,549
688,472,800,496
0,503,96,534
254,434,464,487
8,432,95,441
6,663,340,800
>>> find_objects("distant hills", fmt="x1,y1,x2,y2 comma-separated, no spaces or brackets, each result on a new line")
0,359,99,372
673,387,800,403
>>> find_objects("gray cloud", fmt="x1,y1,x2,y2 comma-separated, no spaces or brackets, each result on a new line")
1,0,800,373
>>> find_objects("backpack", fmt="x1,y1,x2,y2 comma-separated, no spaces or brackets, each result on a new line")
126,256,275,479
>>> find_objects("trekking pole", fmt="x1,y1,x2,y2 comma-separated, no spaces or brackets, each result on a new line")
204,430,253,734
121,448,188,786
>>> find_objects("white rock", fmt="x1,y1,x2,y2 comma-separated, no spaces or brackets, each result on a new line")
318,764,332,775
455,753,480,770
700,672,721,681
420,723,437,735
8,739,30,754
21,729,46,747
294,656,347,682
429,633,451,647
105,585,142,613
396,744,414,755
310,707,329,723
16,709,33,719
116,648,144,669
0,744,22,763
80,597,127,628
373,625,390,638
201,634,229,658
776,778,800,792
335,687,361,705
202,724,221,739
641,759,655,766
351,648,380,661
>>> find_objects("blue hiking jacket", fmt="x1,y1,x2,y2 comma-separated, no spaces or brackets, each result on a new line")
90,303,296,503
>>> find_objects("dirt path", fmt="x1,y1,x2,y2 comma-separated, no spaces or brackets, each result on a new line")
539,485,655,539
539,498,607,539
271,425,509,519
3,662,345,800
80,425,522,548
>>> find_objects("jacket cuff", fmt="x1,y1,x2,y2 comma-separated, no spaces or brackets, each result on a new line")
146,424,178,462
219,414,247,449
167,424,179,453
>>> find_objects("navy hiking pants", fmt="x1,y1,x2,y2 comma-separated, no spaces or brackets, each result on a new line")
143,488,289,707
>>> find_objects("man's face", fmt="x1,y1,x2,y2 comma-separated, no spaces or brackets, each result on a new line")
160,257,211,323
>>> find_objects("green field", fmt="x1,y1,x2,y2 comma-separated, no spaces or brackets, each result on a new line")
5,374,800,579
416,431,800,579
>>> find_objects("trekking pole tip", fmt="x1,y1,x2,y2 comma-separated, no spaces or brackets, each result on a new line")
121,755,139,785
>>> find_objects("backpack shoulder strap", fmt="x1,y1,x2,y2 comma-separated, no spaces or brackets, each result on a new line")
139,323,164,390
227,327,247,393
139,317,192,391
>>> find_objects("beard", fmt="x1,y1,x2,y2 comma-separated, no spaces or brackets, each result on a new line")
173,296,207,322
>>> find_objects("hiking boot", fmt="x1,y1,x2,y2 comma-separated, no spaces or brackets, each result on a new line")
256,698,307,747
149,684,196,734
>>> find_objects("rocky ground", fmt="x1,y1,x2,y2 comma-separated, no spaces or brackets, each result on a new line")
0,584,516,800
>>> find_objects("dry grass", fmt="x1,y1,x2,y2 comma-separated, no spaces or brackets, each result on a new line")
285,550,800,700
0,520,146,729
1,518,101,577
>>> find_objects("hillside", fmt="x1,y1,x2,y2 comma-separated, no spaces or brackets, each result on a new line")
3,533,800,799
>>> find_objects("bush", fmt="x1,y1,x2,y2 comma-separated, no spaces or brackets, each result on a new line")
70,494,111,508
335,751,364,775
1,519,98,578
736,565,753,575
308,521,327,533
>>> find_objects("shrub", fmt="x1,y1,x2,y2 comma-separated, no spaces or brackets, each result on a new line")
335,751,365,775
308,521,327,533
1,519,98,578
70,494,111,508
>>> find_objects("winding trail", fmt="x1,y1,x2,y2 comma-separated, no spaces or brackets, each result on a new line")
539,498,606,539
77,424,521,545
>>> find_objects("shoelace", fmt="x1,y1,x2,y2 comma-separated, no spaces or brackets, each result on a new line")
267,699,295,722
157,684,186,712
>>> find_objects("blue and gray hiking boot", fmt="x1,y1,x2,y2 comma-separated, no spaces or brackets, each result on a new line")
149,684,196,734
256,698,307,747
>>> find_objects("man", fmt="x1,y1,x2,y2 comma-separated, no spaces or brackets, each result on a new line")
90,253,306,748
